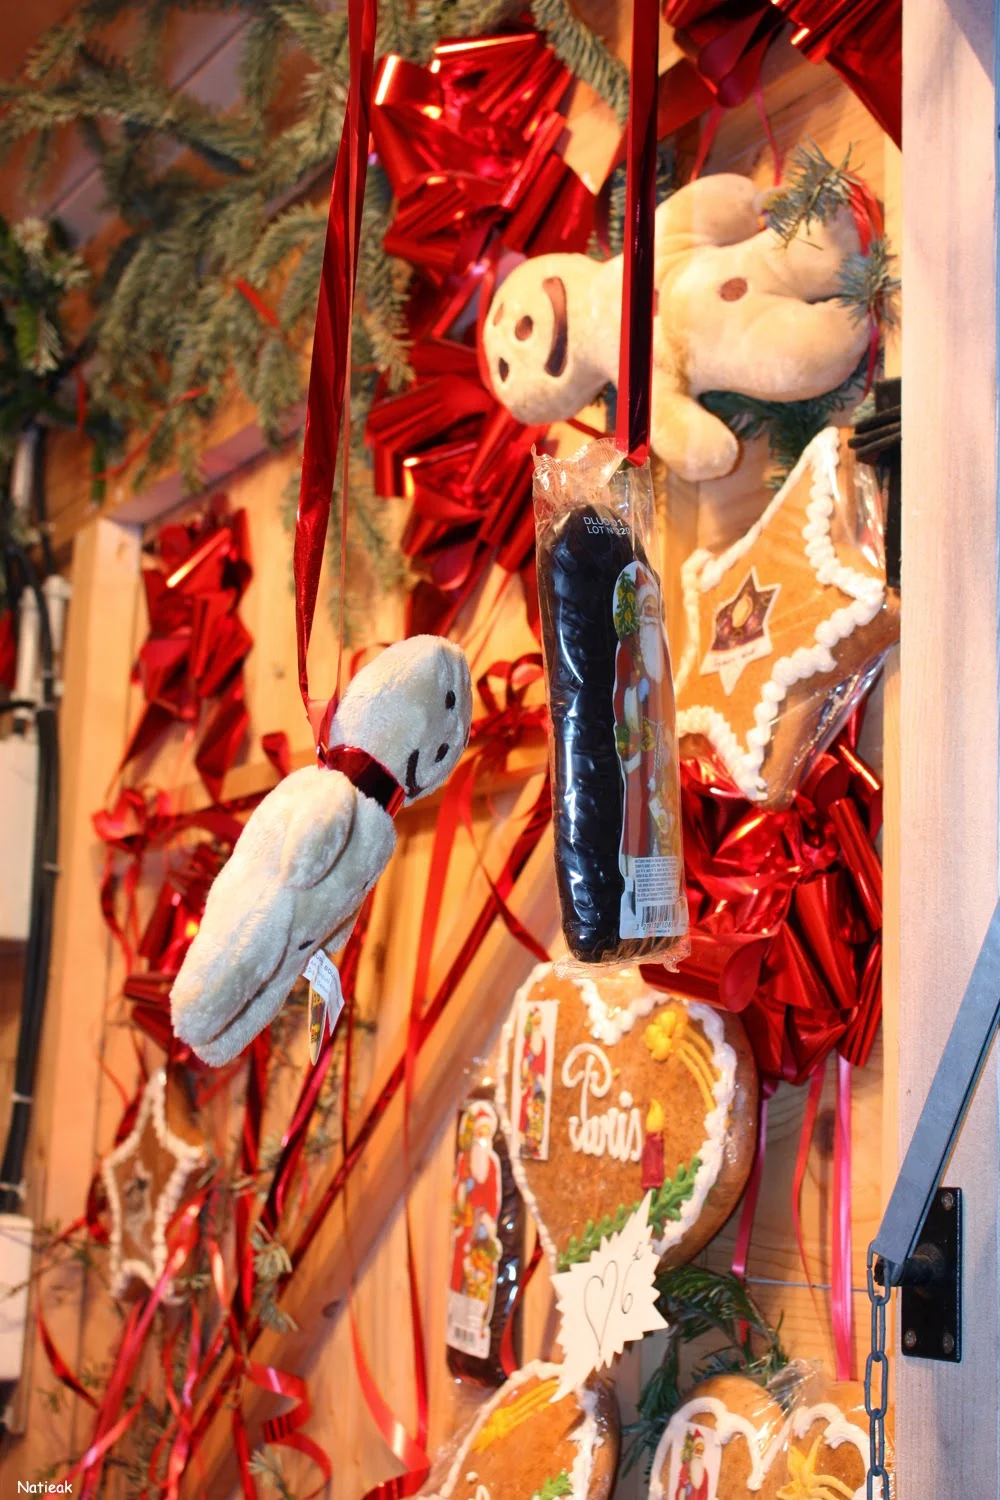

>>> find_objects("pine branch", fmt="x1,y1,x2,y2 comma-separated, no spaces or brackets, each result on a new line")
530,0,629,124
764,140,854,245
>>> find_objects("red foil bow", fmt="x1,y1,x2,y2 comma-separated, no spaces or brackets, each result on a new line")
644,723,883,1087
367,31,595,637
121,495,253,801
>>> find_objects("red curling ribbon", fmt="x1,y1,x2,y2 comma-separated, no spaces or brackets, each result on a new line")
615,0,659,464
92,385,209,483
791,1063,826,1299
36,1306,99,1409
831,1053,854,1380
839,938,881,1069
293,0,376,732
828,795,882,929
262,728,292,779
0,609,14,690
234,277,281,330
731,1090,770,1282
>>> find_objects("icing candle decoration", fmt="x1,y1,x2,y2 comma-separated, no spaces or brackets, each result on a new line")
647,1376,788,1500
422,1360,619,1500
675,427,899,808
641,1100,666,1191
497,965,758,1273
101,1067,206,1301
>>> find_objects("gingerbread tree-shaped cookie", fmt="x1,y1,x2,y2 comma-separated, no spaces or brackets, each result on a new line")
675,427,899,807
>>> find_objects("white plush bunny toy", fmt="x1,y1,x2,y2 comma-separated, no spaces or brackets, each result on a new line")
482,172,871,481
171,636,473,1065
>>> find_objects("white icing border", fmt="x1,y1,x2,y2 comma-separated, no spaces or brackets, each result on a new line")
495,964,737,1264
428,1360,601,1500
675,427,885,801
791,1403,882,1500
647,1396,768,1497
101,1067,205,1302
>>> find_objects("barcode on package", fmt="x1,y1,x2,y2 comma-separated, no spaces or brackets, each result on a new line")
620,855,685,939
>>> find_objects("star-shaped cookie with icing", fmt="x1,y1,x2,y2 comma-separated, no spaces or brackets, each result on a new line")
675,427,899,807
101,1066,205,1301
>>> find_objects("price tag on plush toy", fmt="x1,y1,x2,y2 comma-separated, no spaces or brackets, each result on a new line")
303,950,343,1064
551,1191,666,1397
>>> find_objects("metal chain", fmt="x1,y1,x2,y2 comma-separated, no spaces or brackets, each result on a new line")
865,1242,892,1500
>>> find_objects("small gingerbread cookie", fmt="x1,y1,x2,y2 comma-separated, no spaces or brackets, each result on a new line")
496,964,758,1273
777,1381,894,1500
649,1374,788,1500
424,1360,619,1500
675,426,899,808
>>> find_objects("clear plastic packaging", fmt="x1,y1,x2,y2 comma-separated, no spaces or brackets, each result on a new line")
445,1076,526,1387
674,426,899,811
422,1359,620,1499
533,439,690,968
647,1362,895,1500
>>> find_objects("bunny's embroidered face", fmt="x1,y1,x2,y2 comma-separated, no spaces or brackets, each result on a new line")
482,254,609,424
333,636,473,804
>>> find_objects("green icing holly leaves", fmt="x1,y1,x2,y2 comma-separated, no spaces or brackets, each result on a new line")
556,1158,701,1271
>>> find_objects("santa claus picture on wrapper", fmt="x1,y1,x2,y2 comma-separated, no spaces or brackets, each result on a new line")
446,1101,503,1357
612,561,684,941
667,1424,722,1500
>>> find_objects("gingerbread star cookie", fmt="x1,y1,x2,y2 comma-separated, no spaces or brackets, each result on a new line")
649,1375,788,1500
496,964,757,1272
777,1382,894,1500
675,427,899,808
101,1066,206,1300
424,1360,619,1500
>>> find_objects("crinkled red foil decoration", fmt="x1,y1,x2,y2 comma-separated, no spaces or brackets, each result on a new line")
367,31,596,637
121,494,253,801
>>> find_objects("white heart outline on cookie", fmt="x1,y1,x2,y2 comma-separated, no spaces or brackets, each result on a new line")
648,1396,768,1496
675,426,886,801
426,1359,601,1500
789,1403,882,1500
495,963,737,1267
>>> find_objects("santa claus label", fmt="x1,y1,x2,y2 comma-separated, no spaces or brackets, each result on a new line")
509,997,558,1160
699,567,780,696
665,1423,722,1500
447,1100,505,1360
612,561,686,941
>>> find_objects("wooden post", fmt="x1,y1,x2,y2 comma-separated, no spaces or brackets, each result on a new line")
897,0,999,1492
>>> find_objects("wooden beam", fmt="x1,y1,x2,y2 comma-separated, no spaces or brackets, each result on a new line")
897,0,999,1492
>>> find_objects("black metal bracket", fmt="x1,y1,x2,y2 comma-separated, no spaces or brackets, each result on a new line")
876,1187,962,1362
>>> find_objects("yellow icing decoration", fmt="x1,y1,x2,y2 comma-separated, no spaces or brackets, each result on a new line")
643,1008,719,1112
472,1379,561,1452
777,1435,857,1500
646,1099,665,1132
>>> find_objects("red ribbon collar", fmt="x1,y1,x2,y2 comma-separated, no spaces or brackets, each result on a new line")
322,742,406,818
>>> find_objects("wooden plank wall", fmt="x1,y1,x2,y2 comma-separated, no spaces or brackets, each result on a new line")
0,29,902,1500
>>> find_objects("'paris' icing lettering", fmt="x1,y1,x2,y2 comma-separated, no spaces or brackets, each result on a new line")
561,1043,643,1161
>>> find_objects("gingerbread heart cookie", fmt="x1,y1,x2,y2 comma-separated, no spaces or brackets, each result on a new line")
496,965,757,1271
675,426,899,808
649,1374,787,1500
778,1381,893,1500
424,1360,618,1500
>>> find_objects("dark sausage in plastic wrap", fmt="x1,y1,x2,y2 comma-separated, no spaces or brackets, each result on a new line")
533,441,689,966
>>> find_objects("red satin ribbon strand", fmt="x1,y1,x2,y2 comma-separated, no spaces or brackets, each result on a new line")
832,1053,855,1381
792,1063,826,1300
293,0,376,730
36,1306,100,1408
731,1091,769,1282
615,0,659,463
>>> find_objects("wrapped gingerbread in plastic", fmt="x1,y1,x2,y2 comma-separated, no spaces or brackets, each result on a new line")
533,440,689,967
675,426,899,809
647,1372,791,1500
775,1368,895,1500
445,1078,525,1386
422,1359,619,1499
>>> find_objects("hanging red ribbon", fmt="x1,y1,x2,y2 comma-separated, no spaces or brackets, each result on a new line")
293,0,376,733
615,0,659,463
